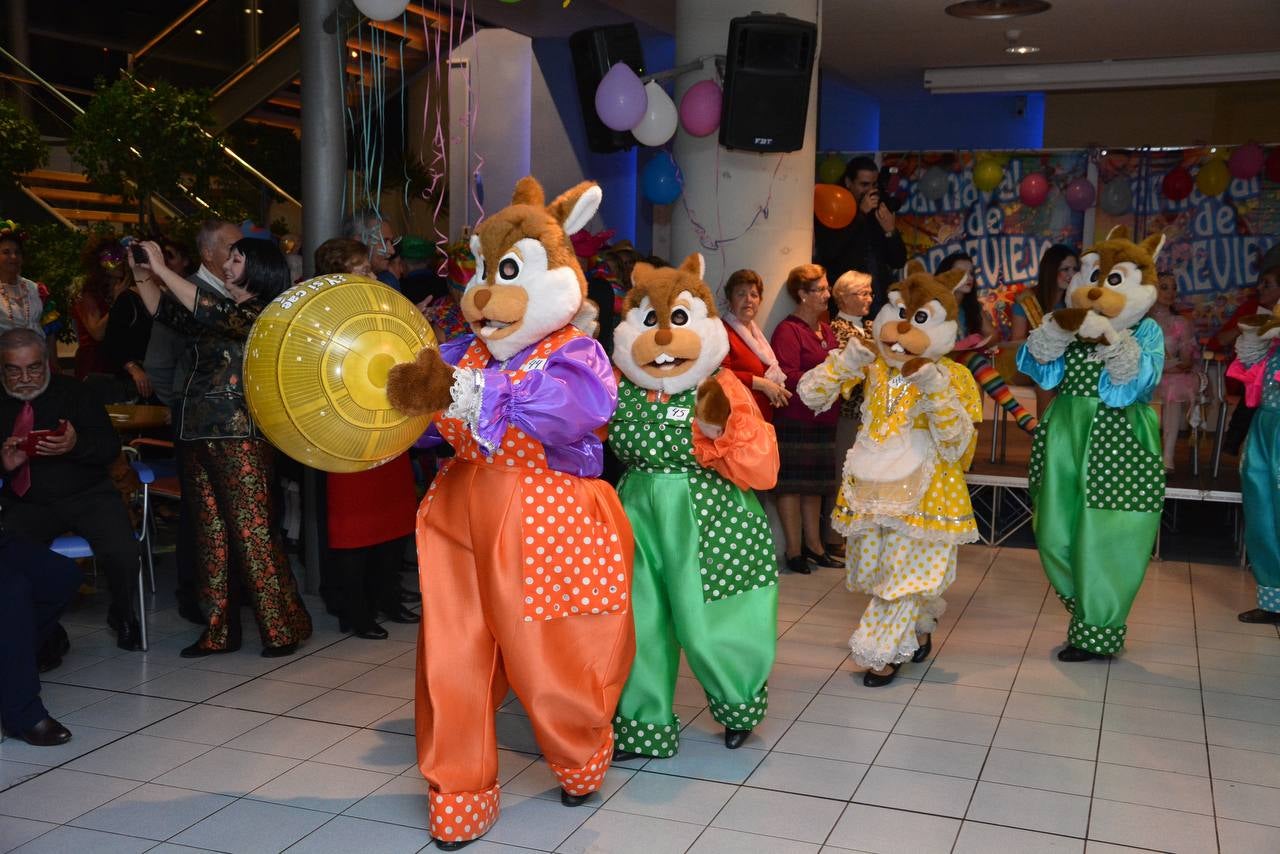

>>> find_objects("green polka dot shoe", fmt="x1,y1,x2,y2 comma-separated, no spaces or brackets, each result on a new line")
612,713,679,759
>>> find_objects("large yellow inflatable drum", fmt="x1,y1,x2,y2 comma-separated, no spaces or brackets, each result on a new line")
245,273,437,472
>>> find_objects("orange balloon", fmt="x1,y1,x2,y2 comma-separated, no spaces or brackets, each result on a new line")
814,184,856,229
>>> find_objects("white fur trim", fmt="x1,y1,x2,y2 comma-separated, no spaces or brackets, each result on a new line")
562,185,602,236
695,419,723,440
1236,329,1272,367
571,299,599,337
692,253,705,280
443,367,491,452
905,362,948,395
1025,318,1075,364
1096,328,1141,385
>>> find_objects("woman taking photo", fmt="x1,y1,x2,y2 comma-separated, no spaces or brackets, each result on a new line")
721,268,790,420
130,237,311,658
770,263,843,574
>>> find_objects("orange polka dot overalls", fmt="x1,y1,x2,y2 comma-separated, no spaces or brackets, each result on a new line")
412,326,635,844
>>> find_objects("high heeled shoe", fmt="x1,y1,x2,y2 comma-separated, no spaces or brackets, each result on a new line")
785,554,812,575
180,638,241,658
261,642,298,658
801,546,844,569
912,633,932,663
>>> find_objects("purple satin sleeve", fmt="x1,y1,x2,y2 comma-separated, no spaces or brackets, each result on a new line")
474,336,617,477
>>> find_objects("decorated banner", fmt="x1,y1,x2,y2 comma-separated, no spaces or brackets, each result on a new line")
1095,147,1280,339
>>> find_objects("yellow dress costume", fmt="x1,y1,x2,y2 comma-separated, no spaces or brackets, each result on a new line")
799,354,981,669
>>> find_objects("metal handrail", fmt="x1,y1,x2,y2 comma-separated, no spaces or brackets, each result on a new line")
127,0,214,69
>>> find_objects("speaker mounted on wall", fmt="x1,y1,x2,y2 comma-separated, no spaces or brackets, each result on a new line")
569,24,646,154
719,13,817,153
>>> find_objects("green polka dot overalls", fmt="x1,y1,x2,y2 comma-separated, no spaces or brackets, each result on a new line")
608,374,778,756
1028,326,1165,656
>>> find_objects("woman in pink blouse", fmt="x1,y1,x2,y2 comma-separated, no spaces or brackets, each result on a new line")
1148,272,1203,471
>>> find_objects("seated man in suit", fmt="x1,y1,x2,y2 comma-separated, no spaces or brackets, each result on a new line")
0,328,142,649
0,530,81,745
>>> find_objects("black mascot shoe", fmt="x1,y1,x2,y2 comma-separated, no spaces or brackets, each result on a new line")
724,728,750,749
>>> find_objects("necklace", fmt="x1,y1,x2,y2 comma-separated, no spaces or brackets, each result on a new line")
1,281,32,329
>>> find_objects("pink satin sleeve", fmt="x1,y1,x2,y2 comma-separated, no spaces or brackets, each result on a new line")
692,370,780,492
1227,358,1266,408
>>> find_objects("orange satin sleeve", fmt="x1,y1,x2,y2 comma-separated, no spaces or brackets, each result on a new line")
692,370,780,492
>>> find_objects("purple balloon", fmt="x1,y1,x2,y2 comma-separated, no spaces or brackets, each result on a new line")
679,80,722,137
595,63,647,131
1064,177,1096,212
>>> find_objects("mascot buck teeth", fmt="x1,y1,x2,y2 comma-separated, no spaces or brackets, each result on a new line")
1018,225,1166,662
607,254,781,758
386,177,635,849
799,260,982,687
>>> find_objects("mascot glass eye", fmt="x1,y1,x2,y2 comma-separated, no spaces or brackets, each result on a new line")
913,309,930,325
643,310,657,327
498,257,520,281
898,306,907,319
1089,268,1101,283
1106,272,1123,287
670,308,689,326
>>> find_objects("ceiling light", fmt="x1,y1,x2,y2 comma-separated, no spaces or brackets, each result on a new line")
925,51,1280,93
194,28,204,35
946,0,1051,20
350,50,359,58
1006,45,1040,55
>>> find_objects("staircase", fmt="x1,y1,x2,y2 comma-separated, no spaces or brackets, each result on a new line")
18,168,142,227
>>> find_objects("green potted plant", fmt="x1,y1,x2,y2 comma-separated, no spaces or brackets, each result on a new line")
0,100,48,186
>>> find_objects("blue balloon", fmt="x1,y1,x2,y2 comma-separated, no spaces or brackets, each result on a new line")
642,153,682,205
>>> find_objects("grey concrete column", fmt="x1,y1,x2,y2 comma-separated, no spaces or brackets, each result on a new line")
300,0,345,278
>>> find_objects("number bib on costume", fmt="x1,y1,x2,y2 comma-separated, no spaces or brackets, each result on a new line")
610,377,777,602
432,327,628,622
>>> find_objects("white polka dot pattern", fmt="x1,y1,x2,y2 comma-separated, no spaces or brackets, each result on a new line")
428,783,500,843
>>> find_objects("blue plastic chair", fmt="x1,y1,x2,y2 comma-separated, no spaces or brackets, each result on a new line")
48,458,154,652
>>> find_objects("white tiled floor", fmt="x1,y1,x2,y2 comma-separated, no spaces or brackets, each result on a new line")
4,545,1280,853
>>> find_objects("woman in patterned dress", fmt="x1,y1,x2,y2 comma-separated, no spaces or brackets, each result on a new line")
130,238,311,658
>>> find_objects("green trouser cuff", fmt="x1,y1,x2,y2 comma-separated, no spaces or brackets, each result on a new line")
1056,592,1076,614
613,713,680,758
707,684,768,731
1068,617,1126,655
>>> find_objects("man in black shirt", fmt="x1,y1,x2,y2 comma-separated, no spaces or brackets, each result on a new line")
0,328,142,650
814,156,907,316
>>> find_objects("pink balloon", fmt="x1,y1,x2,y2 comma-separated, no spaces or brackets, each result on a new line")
1064,177,1096,212
1228,142,1266,180
679,80,722,137
1019,172,1049,207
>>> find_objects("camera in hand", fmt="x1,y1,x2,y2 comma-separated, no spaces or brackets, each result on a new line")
876,169,903,214
130,244,147,265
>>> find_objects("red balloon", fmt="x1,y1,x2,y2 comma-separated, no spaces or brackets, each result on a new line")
1266,148,1280,183
1163,167,1193,201
814,184,856,229
1228,142,1266,180
1019,172,1049,207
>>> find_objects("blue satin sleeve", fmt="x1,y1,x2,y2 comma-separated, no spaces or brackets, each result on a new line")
1099,317,1164,407
1016,341,1065,390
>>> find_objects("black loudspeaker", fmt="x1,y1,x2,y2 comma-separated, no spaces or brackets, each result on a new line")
719,13,817,153
569,24,646,154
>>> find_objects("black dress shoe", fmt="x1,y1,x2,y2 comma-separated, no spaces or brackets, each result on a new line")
612,747,644,762
862,663,901,688
912,634,933,663
434,840,473,851
561,789,591,807
12,716,72,746
1238,608,1280,624
1056,644,1104,662
724,728,750,749
37,624,70,672
785,554,812,575
339,618,389,640
381,605,421,624
801,546,844,569
261,642,298,658
180,638,240,658
114,618,143,652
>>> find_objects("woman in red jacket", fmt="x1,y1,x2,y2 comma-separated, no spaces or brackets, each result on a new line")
720,268,791,421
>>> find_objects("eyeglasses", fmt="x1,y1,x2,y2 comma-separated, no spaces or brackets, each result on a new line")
3,363,46,380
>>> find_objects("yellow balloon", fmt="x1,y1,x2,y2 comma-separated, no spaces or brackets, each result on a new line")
1195,158,1230,197
244,273,438,473
973,159,1005,192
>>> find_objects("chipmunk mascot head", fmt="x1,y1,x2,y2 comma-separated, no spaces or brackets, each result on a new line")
463,176,602,362
612,253,729,395
1053,225,1164,338
872,259,965,375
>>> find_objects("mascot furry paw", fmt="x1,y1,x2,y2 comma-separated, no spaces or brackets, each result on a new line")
1017,225,1167,661
606,253,781,759
388,176,635,847
797,260,982,686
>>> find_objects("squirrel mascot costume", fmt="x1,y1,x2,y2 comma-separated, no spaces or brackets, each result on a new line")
1227,303,1280,624
1017,225,1166,662
607,254,780,759
387,177,635,849
799,260,982,687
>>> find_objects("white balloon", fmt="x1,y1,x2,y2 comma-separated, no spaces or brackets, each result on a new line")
631,81,678,147
354,0,410,22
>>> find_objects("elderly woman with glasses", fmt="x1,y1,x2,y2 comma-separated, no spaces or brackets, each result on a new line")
769,263,843,574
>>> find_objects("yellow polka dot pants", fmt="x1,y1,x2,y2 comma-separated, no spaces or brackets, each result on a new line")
846,527,956,670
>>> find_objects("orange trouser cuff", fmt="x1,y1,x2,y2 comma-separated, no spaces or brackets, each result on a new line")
429,784,500,843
